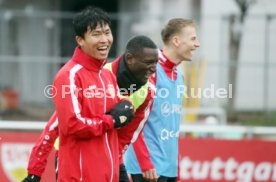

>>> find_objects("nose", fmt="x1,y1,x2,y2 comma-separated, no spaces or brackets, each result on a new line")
195,39,200,48
100,34,108,43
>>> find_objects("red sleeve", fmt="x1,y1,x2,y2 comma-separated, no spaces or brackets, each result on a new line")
53,71,114,139
149,73,157,86
27,112,59,176
132,133,155,171
118,87,154,158
122,86,156,171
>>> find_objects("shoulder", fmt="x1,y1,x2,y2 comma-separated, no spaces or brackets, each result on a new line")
103,62,113,71
54,60,83,82
102,66,115,76
104,57,120,74
102,67,117,82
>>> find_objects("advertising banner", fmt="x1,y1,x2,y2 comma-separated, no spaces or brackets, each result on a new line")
1,131,276,182
0,131,55,182
179,137,276,182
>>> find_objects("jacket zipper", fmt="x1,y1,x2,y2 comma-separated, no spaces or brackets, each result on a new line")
99,70,114,182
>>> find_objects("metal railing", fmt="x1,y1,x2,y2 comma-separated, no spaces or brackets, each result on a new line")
1,120,276,139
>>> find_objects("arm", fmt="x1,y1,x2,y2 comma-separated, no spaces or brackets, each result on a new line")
53,72,115,139
131,85,158,181
118,86,154,156
133,133,158,181
27,112,59,177
132,133,154,172
118,86,158,181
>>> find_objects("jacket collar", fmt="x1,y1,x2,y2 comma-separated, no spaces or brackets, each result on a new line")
72,47,106,72
159,49,177,70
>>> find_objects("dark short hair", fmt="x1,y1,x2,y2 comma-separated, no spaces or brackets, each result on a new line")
73,6,111,38
126,35,157,56
161,18,195,45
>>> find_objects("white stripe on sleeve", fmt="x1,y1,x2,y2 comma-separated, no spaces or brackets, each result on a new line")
130,100,153,143
69,64,86,124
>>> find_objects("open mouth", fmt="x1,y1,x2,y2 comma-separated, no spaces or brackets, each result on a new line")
97,46,109,54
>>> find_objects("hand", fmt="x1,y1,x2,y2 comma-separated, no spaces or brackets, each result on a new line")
106,101,134,128
22,174,41,182
142,169,159,182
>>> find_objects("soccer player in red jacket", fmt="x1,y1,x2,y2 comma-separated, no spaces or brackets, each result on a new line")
23,6,135,182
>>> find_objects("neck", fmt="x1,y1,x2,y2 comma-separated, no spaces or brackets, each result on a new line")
163,46,181,65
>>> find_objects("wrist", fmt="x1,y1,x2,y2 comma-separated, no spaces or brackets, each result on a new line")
141,162,155,172
103,114,115,129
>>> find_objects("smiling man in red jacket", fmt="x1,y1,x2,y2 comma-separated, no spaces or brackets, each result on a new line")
25,7,135,182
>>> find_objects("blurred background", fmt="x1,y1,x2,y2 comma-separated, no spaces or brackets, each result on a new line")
0,0,275,125
0,0,276,181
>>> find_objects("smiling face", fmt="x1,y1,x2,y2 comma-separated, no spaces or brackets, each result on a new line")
76,23,113,61
174,25,200,62
126,47,159,84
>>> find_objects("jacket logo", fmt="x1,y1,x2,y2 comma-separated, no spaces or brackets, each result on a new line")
119,116,127,123
83,84,116,99
160,129,179,140
161,102,170,117
84,85,102,98
161,102,182,117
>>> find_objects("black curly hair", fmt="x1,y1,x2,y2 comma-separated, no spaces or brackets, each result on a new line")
73,6,111,38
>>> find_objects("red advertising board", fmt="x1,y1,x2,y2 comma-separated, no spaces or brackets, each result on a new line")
179,137,276,182
0,131,55,182
1,131,276,182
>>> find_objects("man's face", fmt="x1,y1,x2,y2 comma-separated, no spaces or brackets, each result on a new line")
127,48,159,84
77,23,113,61
175,26,200,61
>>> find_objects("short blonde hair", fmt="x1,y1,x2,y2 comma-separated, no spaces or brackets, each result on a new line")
161,18,195,45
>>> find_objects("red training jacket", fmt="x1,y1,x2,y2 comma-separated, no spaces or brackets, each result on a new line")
53,47,121,182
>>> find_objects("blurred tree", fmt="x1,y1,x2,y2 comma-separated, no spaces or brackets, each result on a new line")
228,0,256,120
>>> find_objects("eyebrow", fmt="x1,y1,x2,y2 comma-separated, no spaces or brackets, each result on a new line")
92,28,110,33
141,59,158,64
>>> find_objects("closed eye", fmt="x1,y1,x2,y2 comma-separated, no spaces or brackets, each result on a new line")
143,60,158,66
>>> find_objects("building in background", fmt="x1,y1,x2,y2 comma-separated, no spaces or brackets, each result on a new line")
0,0,275,119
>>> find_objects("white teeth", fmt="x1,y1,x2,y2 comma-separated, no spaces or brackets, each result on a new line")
98,46,107,50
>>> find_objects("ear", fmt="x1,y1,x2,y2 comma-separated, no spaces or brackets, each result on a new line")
172,35,180,47
75,36,84,47
125,53,134,65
